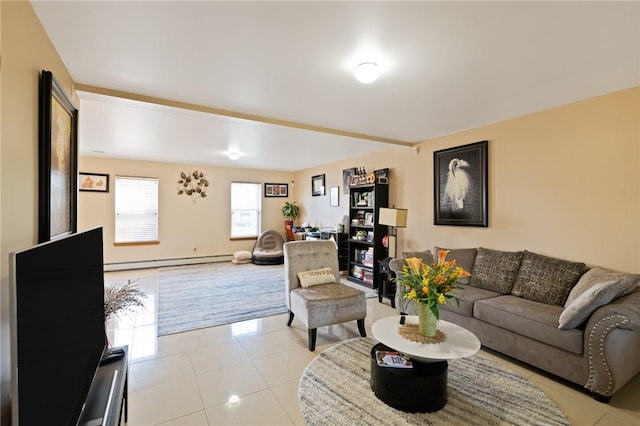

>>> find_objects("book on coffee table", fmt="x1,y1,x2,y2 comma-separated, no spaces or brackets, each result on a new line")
375,350,413,368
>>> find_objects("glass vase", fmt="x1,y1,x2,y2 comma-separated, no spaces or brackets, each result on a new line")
418,303,438,337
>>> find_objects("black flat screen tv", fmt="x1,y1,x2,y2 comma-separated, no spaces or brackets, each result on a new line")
10,227,106,426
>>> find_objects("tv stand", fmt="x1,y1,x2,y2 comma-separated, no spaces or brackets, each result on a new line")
79,345,129,426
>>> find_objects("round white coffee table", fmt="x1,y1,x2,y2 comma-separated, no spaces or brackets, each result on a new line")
372,315,481,362
369,315,481,412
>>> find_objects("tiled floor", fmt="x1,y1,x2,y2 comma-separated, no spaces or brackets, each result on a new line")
105,268,640,426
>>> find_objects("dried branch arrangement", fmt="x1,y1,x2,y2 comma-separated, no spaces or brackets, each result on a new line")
104,279,147,319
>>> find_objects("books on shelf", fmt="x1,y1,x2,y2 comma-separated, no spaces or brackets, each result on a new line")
375,350,413,368
363,248,374,267
351,265,363,280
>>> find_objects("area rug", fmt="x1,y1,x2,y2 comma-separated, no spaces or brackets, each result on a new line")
157,262,287,336
299,337,570,426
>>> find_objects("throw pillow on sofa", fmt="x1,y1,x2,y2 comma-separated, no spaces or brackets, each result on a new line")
511,251,586,306
434,247,477,284
469,247,523,294
402,250,434,265
558,277,638,329
564,266,640,307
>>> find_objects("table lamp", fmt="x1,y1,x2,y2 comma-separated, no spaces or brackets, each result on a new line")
378,207,408,258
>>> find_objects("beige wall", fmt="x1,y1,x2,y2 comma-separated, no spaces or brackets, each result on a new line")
295,88,639,274
0,1,77,423
1,2,638,424
79,156,295,265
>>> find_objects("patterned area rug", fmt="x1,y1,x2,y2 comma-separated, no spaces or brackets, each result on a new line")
157,262,287,336
299,337,570,426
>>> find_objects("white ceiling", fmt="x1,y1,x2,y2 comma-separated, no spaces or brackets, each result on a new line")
31,1,640,172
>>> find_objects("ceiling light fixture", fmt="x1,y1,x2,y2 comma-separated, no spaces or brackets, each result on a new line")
227,151,240,160
354,62,380,84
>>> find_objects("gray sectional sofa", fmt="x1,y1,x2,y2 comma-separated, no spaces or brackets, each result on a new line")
389,247,640,402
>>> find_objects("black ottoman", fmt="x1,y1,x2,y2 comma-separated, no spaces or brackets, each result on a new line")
370,343,448,413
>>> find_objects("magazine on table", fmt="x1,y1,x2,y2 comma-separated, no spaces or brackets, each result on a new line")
375,350,413,368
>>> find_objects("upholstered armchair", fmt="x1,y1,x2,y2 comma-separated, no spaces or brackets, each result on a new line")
284,240,367,351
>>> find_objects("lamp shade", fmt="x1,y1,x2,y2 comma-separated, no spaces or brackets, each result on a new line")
378,208,408,227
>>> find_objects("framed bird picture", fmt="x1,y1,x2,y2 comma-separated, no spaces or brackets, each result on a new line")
434,140,488,227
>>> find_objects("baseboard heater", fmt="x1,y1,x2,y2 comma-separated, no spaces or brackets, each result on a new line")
104,254,233,271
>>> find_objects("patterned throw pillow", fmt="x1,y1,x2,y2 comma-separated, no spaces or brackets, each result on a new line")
297,267,336,288
469,248,523,294
434,247,477,284
511,251,586,306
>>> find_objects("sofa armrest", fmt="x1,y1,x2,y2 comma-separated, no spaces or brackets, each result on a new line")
388,257,405,274
584,286,640,397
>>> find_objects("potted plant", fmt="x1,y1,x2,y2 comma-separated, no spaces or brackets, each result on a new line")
355,230,367,240
282,201,300,225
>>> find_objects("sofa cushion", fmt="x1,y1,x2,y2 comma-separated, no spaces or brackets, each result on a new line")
558,267,640,329
402,250,434,265
511,251,586,306
441,284,501,317
559,280,625,329
434,247,477,284
564,266,640,307
469,248,523,294
474,295,583,354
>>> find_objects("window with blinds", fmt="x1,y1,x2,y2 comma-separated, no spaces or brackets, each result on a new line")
115,176,159,244
231,182,261,238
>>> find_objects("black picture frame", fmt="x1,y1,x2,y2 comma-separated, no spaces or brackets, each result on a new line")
264,183,288,197
434,140,488,227
79,172,109,192
38,70,78,242
342,168,355,194
312,174,325,196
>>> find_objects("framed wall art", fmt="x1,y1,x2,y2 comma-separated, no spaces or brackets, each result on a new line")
330,186,339,206
342,168,355,194
79,172,109,192
38,70,78,242
434,140,488,227
264,183,288,197
312,174,325,196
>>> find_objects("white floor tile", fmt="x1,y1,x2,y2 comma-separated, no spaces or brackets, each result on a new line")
204,389,294,426
197,360,269,408
106,268,640,426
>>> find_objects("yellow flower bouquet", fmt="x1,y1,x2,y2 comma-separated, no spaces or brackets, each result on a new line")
395,250,470,337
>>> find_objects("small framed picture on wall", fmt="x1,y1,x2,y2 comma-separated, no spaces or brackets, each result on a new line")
264,183,288,197
312,174,325,196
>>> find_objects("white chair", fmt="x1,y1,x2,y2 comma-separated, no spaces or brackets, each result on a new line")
284,240,367,351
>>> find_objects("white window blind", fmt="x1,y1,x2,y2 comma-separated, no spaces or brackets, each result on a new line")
115,176,159,243
231,182,261,238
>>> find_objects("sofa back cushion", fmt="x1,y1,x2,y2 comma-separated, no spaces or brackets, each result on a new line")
433,247,477,284
402,250,434,265
511,251,586,306
469,248,523,294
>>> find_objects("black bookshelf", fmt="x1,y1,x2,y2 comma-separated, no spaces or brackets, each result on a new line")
347,183,389,289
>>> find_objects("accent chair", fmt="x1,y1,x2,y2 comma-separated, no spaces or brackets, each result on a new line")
284,240,367,351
